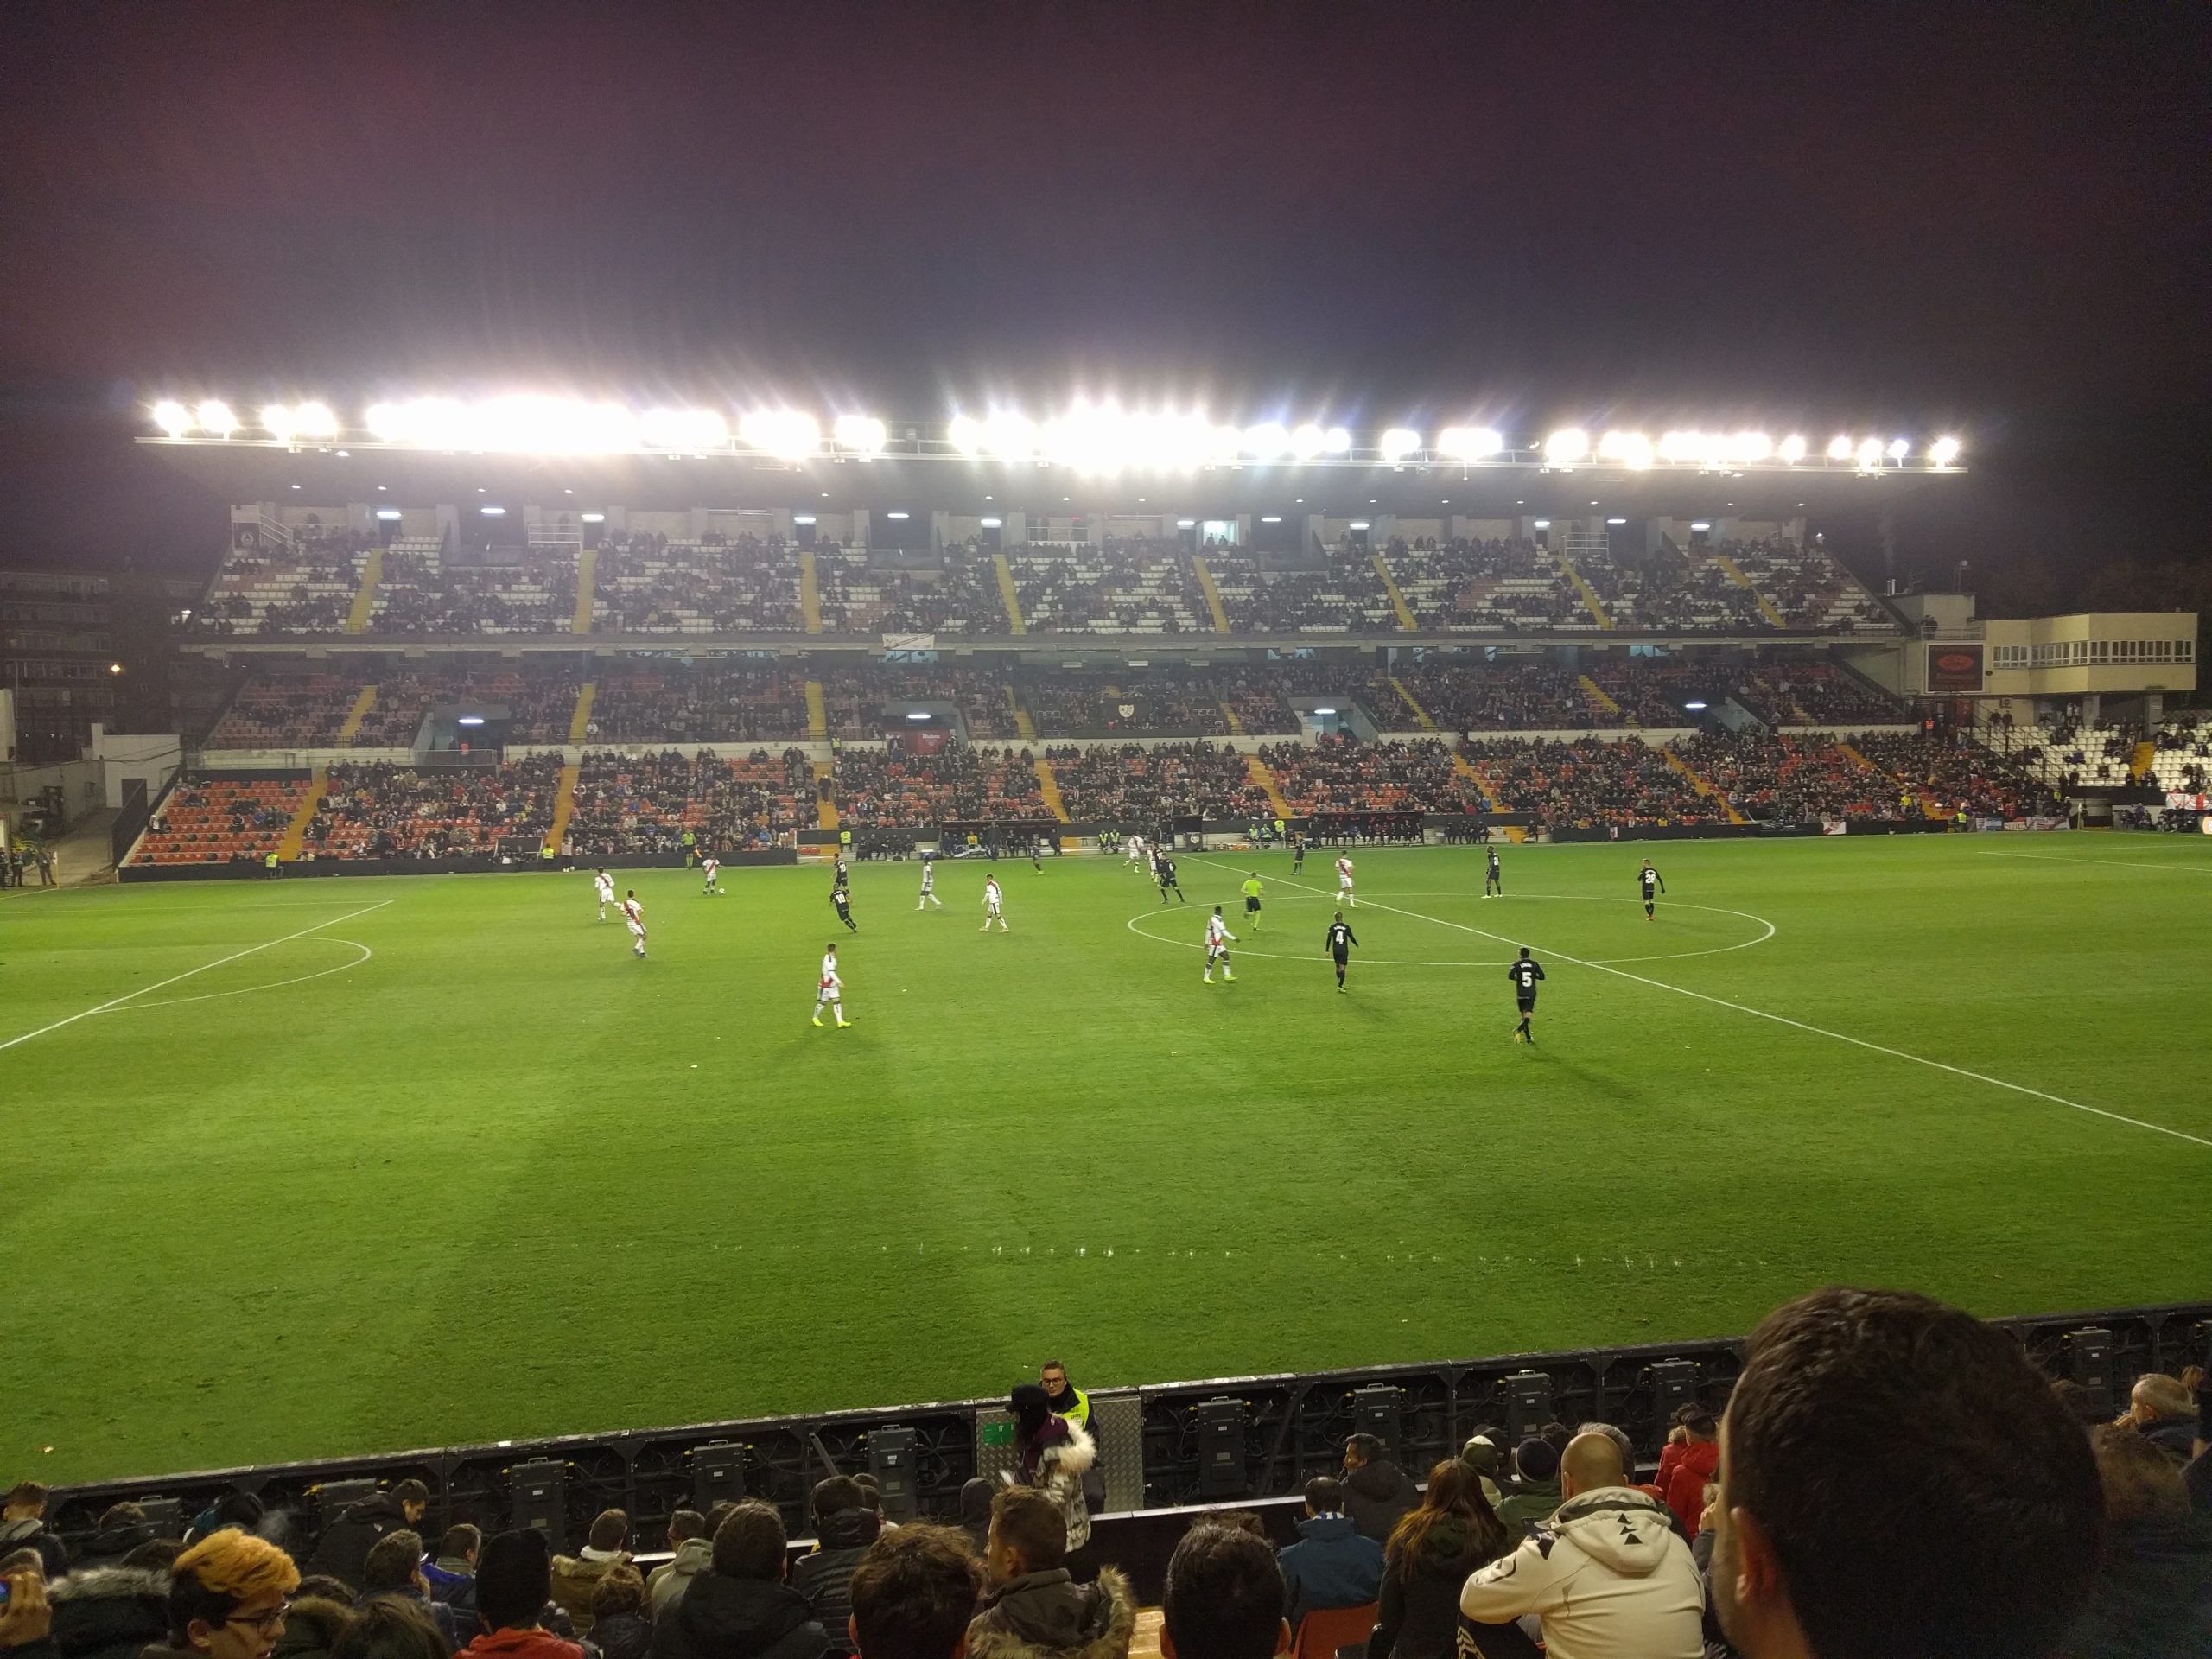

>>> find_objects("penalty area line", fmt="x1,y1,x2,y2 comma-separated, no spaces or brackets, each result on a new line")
1185,855,2212,1152
0,899,393,1054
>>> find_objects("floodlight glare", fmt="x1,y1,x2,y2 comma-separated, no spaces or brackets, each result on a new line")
1598,430,1653,469
480,505,505,515
1313,707,1337,715
983,410,1037,459
979,517,1002,528
1827,435,1855,461
1856,438,1885,467
580,512,607,523
906,711,930,721
1243,422,1292,459
1440,426,1503,461
1606,517,1627,525
1683,700,1708,712
196,399,237,438
1290,422,1328,459
1929,435,1961,467
374,508,403,521
1690,521,1711,531
1778,435,1808,463
1348,520,1370,530
1886,438,1910,460
1734,431,1773,461
793,514,817,525
1659,431,1701,464
292,401,339,440
1260,515,1283,524
641,408,728,450
152,399,192,437
1532,518,1552,529
1544,428,1589,462
885,511,910,519
834,414,888,454
1323,425,1352,453
260,404,296,442
457,715,486,726
739,410,822,461
1380,427,1423,461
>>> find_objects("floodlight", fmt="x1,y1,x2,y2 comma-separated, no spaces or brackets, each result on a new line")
1243,422,1292,459
834,414,888,454
1544,428,1589,462
366,403,406,442
641,408,728,450
1827,435,1855,461
152,399,192,437
1290,422,1328,458
1440,426,1503,461
374,508,403,521
196,399,237,438
947,414,983,453
983,410,1038,458
292,402,338,440
1659,431,1702,463
1886,438,1909,460
1380,427,1423,461
1778,435,1808,463
739,410,822,461
1929,435,1961,467
1599,430,1653,468
1323,425,1352,452
261,404,297,442
1734,431,1773,461
1856,438,1884,467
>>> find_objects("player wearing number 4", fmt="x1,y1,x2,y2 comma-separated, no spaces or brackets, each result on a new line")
1203,906,1237,983
1325,912,1357,992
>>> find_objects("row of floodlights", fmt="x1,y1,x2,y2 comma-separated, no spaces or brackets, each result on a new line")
148,398,1960,471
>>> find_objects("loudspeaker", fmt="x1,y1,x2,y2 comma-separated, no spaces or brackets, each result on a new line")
1649,1359,1702,1448
1196,1398,1247,1497
868,1427,918,1524
2065,1328,2113,1414
693,1442,747,1512
510,1460,568,1549
1504,1371,1554,1440
1349,1386,1402,1461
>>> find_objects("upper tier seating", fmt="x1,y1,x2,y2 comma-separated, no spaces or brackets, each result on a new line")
815,546,1007,636
1008,539,1210,634
586,665,810,746
189,529,365,636
1207,543,1396,633
594,532,804,633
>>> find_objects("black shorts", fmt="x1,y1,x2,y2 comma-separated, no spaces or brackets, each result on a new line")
1516,995,1537,1013
1332,950,1350,964
1244,897,1261,912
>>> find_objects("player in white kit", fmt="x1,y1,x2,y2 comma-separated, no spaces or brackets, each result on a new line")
594,868,615,919
917,854,943,909
620,890,647,957
1336,854,1357,908
812,944,850,1027
981,874,1009,931
701,855,721,895
1203,906,1237,983
1126,833,1146,871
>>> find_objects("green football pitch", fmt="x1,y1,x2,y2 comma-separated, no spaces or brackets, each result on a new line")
5,835,2210,1484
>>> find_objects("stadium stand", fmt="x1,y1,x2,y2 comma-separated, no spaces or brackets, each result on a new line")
1384,537,1584,632
1017,673,1230,737
815,544,1007,635
1732,660,1901,725
372,543,579,634
206,671,362,747
189,529,365,636
818,667,1016,740
134,778,311,863
1007,538,1211,634
586,664,810,746
1261,737,1486,816
1723,537,1894,632
594,531,804,633
832,745,1046,827
1460,736,1723,827
1044,741,1268,820
565,748,813,856
1668,729,1893,821
1209,543,1396,633
2145,715,2212,794
307,756,564,857
2017,720,2140,790
1849,729,2060,818
1394,661,1624,731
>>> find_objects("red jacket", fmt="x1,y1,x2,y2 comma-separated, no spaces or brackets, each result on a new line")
461,1629,586,1659
1656,1437,1719,1534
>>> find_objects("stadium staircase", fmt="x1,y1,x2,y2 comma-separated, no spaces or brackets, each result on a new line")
1579,674,1627,721
1556,533,1613,628
570,549,596,634
814,762,839,831
804,681,829,740
1451,751,1499,808
1217,702,1245,735
1244,753,1292,818
275,770,331,861
1388,677,1439,731
1370,551,1418,630
798,549,823,634
1714,553,1789,629
2133,739,2158,782
569,683,596,745
991,553,1027,633
1005,685,1037,741
1751,673,1812,724
335,685,378,745
1033,756,1070,823
1662,747,1748,823
343,549,382,634
544,765,582,850
1190,555,1232,633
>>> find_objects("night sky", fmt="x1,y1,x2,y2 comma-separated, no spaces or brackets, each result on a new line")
2,2,2206,604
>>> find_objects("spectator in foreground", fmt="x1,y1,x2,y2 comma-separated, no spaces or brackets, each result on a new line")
551,1511,632,1637
791,1479,881,1657
458,1530,582,1659
362,1533,460,1648
1158,1524,1287,1659
1008,1387,1096,1571
647,1513,712,1620
966,1489,1133,1659
1492,1439,1561,1538
0,1486,68,1580
956,1484,995,1560
423,1528,481,1628
847,1526,980,1659
1453,1439,1505,1510
649,1501,826,1659
1366,1461,1511,1659
0,1564,50,1659
331,1598,451,1659
586,1569,652,1659
47,1547,173,1659
1338,1435,1415,1545
1275,1478,1382,1631
2055,1426,2212,1659
1656,1404,1720,1534
1708,1287,2104,1659
309,1481,429,1592
77,1503,156,1567
2120,1373,2202,1464
270,1587,357,1659
1460,1432,1702,1659
158,1528,302,1659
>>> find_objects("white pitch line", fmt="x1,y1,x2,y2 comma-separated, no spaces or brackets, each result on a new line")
1978,850,2212,874
0,899,393,1053
1186,855,2212,1151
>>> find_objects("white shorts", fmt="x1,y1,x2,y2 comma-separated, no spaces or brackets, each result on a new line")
627,922,647,939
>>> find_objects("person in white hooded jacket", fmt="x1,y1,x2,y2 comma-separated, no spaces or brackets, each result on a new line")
1459,1432,1704,1659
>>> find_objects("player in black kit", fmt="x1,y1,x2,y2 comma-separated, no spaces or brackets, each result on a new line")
1508,946,1545,1042
1325,911,1358,992
1639,858,1666,919
1157,855,1187,905
831,879,858,932
1291,836,1307,874
1484,846,1503,897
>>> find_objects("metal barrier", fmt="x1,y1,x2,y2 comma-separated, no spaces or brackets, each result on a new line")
46,1300,2212,1560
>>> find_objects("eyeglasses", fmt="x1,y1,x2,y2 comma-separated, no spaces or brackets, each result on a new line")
224,1606,289,1637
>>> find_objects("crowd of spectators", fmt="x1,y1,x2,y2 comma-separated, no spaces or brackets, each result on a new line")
207,674,363,747
1669,731,1891,822
1043,742,1267,820
1017,676,1232,738
132,779,308,864
1721,537,1894,632
1008,540,1210,634
816,548,1007,637
372,550,581,636
564,751,810,858
818,671,1016,741
588,667,811,747
308,758,563,858
1260,737,1486,816
1394,662,1623,732
190,530,369,636
1461,736,1721,828
1850,729,2063,819
1209,544,1397,633
594,533,805,634
1384,537,1583,632
1732,663,1900,726
833,746,1046,828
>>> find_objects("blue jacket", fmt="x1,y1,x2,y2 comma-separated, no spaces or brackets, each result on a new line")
1278,1514,1385,1629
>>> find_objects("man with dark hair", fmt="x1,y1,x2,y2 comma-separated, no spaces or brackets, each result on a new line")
650,1501,825,1659
2059,1425,2212,1657
461,1529,583,1659
1710,1287,2104,1659
1338,1436,1415,1545
791,1478,881,1658
649,1512,714,1620
362,1530,462,1648
1159,1524,1287,1659
551,1510,632,1637
1275,1478,1382,1631
0,1485,68,1580
308,1480,431,1592
966,1490,1132,1659
425,1524,483,1625
848,1526,981,1659
79,1501,156,1565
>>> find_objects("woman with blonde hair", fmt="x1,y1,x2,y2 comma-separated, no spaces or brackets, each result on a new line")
1366,1461,1513,1659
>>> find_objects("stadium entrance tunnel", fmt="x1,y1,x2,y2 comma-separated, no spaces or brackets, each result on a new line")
1126,889,1776,969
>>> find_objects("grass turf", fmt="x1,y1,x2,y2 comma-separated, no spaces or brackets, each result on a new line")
4,834,2210,1484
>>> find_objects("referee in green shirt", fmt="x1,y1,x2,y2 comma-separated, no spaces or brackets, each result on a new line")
1240,872,1264,931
